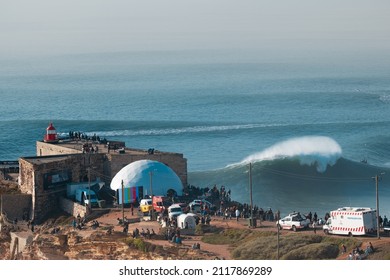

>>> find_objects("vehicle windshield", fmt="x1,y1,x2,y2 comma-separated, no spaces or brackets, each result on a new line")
292,216,303,221
170,207,182,213
141,200,152,205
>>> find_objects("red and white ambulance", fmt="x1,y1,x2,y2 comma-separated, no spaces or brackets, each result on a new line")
323,207,377,237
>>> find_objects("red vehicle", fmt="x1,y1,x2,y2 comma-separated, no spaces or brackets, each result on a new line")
152,196,172,213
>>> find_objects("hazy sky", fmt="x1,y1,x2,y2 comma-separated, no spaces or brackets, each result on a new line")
1,0,389,57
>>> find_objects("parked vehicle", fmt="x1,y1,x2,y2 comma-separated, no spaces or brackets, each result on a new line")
189,199,213,208
139,198,153,213
384,215,390,236
75,188,99,207
168,203,183,219
188,199,215,214
152,196,171,213
276,212,310,231
384,224,390,236
323,207,377,236
176,202,188,213
188,203,202,214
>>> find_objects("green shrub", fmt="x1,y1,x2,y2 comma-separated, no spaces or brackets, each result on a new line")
282,243,339,260
232,235,276,259
321,236,361,252
125,237,161,253
201,229,252,245
133,238,146,251
232,234,334,260
382,253,390,260
195,224,221,235
195,224,204,235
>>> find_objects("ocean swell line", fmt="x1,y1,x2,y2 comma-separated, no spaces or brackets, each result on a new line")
61,123,277,137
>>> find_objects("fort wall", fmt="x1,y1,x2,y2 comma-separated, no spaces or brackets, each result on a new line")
17,141,187,223
59,197,88,218
36,141,81,156
37,141,187,187
19,154,105,223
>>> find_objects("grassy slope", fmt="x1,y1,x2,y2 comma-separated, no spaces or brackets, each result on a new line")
201,229,375,260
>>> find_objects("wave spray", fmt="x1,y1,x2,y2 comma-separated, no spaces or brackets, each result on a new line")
234,136,342,172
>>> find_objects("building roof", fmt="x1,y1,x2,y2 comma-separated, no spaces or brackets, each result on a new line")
38,139,183,157
110,159,183,196
21,154,74,165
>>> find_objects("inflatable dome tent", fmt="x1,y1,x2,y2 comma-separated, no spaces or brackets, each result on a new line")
177,214,196,230
110,159,183,204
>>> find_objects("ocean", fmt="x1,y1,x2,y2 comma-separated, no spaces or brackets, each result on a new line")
1,50,390,219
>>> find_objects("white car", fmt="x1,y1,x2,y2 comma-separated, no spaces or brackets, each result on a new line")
168,204,183,219
276,212,310,232
189,199,212,208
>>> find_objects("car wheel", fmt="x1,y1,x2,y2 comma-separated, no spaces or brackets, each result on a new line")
278,224,282,231
324,229,329,235
348,232,353,237
292,225,297,232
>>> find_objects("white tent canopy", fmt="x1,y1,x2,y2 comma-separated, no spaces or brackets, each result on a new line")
110,159,183,196
177,214,196,230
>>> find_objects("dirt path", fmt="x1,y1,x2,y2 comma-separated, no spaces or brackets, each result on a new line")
95,210,253,259
91,210,390,260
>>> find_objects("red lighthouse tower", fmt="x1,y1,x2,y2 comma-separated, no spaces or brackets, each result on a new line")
44,122,59,143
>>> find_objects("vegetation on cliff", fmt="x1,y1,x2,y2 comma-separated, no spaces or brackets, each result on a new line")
202,228,366,260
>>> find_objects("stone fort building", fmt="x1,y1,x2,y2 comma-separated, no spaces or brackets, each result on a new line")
14,125,187,223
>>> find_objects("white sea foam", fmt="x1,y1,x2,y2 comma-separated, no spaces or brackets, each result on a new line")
379,94,390,103
84,123,279,137
230,136,342,172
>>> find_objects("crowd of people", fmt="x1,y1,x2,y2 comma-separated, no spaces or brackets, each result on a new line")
68,131,106,143
346,242,375,260
63,183,387,259
130,227,156,239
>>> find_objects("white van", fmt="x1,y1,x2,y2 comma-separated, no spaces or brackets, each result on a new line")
323,207,377,236
168,204,183,219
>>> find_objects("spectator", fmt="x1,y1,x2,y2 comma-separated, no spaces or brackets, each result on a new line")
368,242,374,252
235,209,240,221
30,220,35,232
341,244,347,254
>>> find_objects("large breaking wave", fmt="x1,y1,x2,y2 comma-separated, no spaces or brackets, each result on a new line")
229,136,342,173
188,136,390,217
